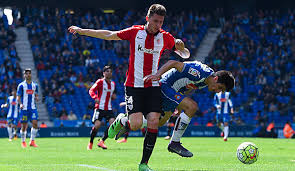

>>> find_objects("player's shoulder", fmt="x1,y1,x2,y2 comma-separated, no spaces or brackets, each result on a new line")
18,81,25,86
32,81,38,86
130,25,145,30
159,29,173,37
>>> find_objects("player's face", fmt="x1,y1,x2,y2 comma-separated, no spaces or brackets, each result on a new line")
103,69,112,79
208,82,226,93
146,14,164,34
24,71,31,81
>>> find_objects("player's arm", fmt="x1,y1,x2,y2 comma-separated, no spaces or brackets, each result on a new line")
144,60,184,82
35,84,39,102
214,94,221,109
68,26,122,40
228,93,234,114
17,84,23,109
89,80,100,103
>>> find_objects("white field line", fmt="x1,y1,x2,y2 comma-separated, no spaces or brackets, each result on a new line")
0,164,117,170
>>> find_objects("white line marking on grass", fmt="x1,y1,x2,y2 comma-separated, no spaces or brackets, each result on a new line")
291,160,295,162
0,164,117,170
77,164,116,171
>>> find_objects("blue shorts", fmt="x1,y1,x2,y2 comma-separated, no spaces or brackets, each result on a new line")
7,117,18,125
216,113,230,123
161,84,186,112
20,109,38,123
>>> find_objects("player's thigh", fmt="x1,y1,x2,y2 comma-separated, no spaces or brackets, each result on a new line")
31,120,38,128
161,85,185,113
103,110,115,124
159,111,173,127
144,87,162,114
178,97,198,117
20,110,28,123
92,109,103,124
29,109,39,122
125,87,145,115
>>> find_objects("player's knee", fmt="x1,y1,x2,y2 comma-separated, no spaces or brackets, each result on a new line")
130,121,142,131
147,117,159,128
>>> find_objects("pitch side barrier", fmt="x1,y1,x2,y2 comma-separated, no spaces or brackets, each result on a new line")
0,125,256,138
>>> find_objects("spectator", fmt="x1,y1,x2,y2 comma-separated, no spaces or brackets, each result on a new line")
40,122,48,128
283,121,295,139
68,111,77,120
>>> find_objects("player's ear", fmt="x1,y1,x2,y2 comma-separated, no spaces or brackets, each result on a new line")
214,76,218,82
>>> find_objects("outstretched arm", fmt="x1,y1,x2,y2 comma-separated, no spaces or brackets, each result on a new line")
144,60,184,82
68,26,121,40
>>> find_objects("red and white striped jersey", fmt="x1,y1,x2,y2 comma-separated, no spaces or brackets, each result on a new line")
117,25,175,88
89,78,116,110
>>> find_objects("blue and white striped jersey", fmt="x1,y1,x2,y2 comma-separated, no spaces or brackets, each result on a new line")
214,92,233,114
17,81,38,110
6,96,19,118
160,61,214,93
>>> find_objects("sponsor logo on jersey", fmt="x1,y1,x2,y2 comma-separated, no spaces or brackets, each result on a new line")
26,90,34,94
220,98,226,102
138,44,159,54
11,102,17,105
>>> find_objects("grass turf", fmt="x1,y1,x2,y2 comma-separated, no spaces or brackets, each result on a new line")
0,137,294,171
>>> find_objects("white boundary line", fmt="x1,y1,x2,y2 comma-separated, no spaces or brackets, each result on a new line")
0,164,117,170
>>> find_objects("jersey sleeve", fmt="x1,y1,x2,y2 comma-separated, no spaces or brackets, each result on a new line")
17,84,23,97
89,80,102,100
214,94,219,108
163,32,175,50
117,26,136,41
35,84,39,94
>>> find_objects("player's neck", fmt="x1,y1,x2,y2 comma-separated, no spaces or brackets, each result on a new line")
104,78,111,83
25,79,32,84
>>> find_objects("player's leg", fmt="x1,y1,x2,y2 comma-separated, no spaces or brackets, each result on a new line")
20,110,28,148
223,114,230,141
102,113,115,142
29,109,39,147
109,87,145,138
168,97,196,157
88,109,102,150
216,114,224,137
7,118,13,141
139,87,162,171
12,121,18,139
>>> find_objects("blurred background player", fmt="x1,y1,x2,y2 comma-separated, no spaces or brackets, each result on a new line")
1,89,19,141
214,91,234,141
144,60,235,157
87,65,116,150
17,68,39,148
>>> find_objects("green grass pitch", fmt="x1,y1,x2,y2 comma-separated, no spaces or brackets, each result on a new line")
0,137,294,170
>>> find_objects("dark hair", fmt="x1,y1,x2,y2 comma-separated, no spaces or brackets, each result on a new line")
103,65,112,72
214,70,235,91
23,68,31,74
147,4,166,17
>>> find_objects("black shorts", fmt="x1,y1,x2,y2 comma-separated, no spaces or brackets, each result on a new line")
92,109,115,123
125,86,162,117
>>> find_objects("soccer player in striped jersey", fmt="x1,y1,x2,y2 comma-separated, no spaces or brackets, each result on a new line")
87,65,116,150
69,4,189,171
214,91,234,141
1,89,19,141
17,68,39,148
144,60,235,157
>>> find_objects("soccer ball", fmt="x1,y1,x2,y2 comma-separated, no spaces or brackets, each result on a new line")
237,142,259,164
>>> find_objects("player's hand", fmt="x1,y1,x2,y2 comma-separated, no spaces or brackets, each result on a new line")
68,26,82,35
0,104,4,108
35,96,39,102
231,108,234,114
175,39,185,51
143,74,161,82
119,102,126,107
20,104,24,109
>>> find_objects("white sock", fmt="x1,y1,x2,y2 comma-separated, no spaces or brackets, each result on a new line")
30,128,38,141
224,126,229,139
7,127,13,139
20,130,27,142
219,123,224,132
12,128,16,135
120,116,128,126
141,116,147,128
171,112,191,142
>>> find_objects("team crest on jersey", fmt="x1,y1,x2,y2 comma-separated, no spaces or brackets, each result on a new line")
26,90,34,94
188,67,200,78
175,95,181,100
